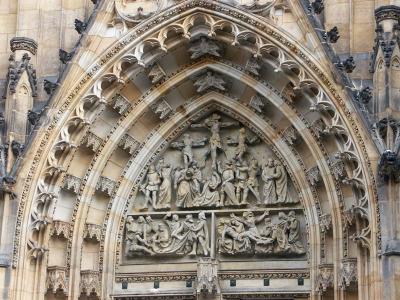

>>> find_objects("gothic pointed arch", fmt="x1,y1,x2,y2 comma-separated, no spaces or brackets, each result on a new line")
10,1,381,300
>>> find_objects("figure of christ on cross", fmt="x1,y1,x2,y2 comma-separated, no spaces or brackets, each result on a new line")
191,113,239,169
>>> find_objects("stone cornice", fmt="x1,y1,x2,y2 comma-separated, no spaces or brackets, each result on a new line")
10,37,38,55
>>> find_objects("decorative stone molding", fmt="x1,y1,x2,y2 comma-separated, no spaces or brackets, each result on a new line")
10,37,38,55
95,176,116,196
83,223,102,242
118,134,140,155
319,214,332,233
339,258,357,289
219,270,310,280
316,264,334,293
306,166,321,186
196,257,219,295
374,5,400,23
63,174,82,194
148,63,166,84
46,266,68,295
82,132,103,152
150,98,172,120
112,93,131,115
80,270,100,296
50,220,71,239
115,272,196,283
10,1,378,298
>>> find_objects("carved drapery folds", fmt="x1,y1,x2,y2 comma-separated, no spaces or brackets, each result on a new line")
46,266,68,295
217,210,305,256
133,113,297,211
80,270,100,296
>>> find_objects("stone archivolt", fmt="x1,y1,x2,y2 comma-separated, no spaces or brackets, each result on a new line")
9,1,380,299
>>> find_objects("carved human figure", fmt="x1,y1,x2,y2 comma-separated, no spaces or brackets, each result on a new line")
227,127,259,162
144,215,157,244
287,211,305,254
274,160,289,204
247,157,261,202
152,222,170,249
272,212,290,253
125,216,154,256
170,134,207,168
257,217,274,253
176,168,199,208
192,113,238,169
191,161,203,196
217,160,238,206
198,171,221,207
262,159,277,204
140,164,161,209
218,217,250,254
191,211,210,256
235,160,249,204
157,159,172,209
233,211,270,244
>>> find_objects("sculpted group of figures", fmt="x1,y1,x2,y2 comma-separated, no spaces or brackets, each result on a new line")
139,113,298,210
124,210,305,258
218,211,305,255
125,212,210,257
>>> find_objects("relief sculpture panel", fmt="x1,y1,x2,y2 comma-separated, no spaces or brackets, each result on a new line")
124,112,307,262
133,112,300,212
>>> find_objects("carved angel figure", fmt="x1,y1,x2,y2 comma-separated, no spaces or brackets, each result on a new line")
193,71,226,93
188,37,221,59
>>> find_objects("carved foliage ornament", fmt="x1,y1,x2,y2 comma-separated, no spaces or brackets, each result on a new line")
46,266,68,295
80,270,100,296
316,264,334,293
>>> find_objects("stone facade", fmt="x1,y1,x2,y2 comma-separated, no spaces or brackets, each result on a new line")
0,0,399,299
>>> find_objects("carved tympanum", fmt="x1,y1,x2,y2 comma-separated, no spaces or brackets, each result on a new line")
134,112,298,211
